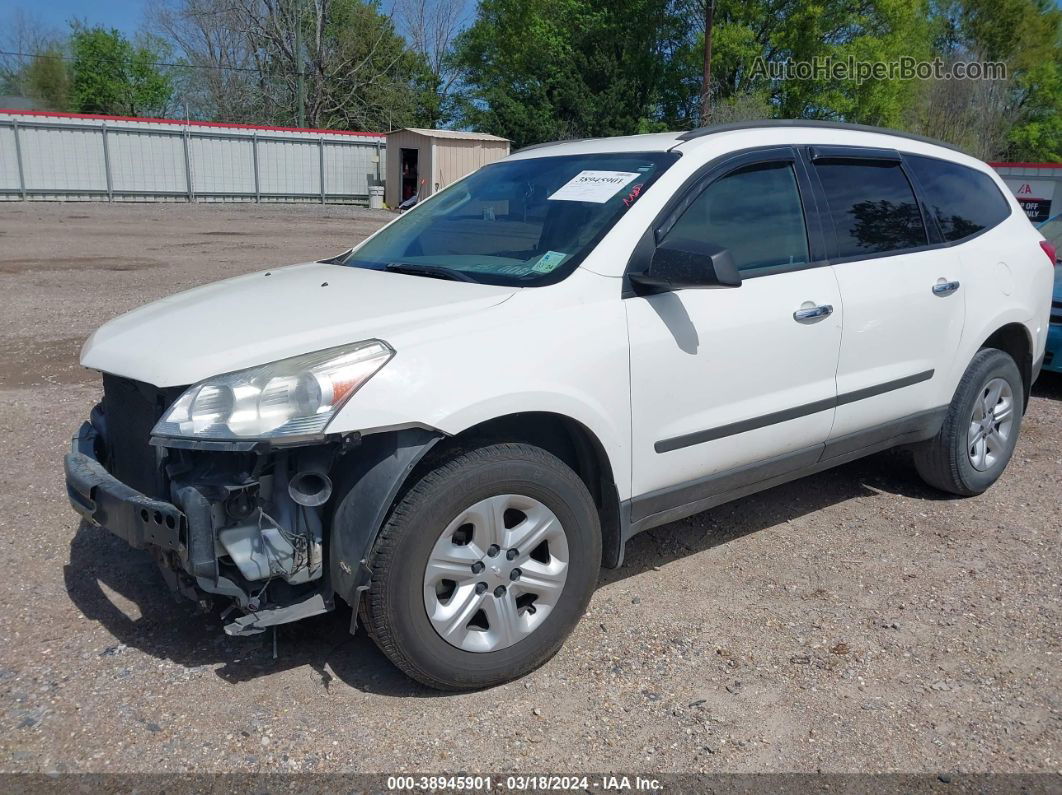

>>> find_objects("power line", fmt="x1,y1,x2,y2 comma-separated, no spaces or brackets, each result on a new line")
0,48,266,75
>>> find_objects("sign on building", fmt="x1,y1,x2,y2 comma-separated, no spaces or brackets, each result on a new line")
1002,178,1055,223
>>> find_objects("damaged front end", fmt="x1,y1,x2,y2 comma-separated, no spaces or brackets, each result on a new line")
65,374,347,636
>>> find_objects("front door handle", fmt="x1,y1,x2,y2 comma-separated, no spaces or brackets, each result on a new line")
793,304,833,321
932,280,961,296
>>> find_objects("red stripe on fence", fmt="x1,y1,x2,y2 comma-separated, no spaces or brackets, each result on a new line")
0,108,383,137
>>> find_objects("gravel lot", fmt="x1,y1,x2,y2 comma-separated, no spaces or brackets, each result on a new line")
0,202,1059,775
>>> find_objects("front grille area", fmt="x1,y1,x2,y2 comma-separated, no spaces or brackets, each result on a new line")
100,374,185,499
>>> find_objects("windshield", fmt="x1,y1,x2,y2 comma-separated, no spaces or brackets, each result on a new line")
343,152,679,286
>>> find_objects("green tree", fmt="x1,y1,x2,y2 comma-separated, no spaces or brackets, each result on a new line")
318,0,431,130
70,26,173,116
24,46,71,109
909,0,1060,161
452,0,692,148
963,0,1060,161
673,0,934,127
452,0,938,147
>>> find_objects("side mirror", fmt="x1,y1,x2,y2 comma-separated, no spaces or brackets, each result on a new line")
629,237,742,291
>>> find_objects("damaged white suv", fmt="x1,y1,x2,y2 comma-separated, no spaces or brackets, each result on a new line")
66,121,1054,690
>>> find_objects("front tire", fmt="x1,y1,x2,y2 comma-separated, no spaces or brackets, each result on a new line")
914,348,1023,496
362,443,601,690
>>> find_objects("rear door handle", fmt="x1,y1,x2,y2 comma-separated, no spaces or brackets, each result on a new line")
932,280,960,296
793,304,833,321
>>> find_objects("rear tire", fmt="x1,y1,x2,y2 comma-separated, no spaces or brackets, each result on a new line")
914,348,1023,496
363,443,601,690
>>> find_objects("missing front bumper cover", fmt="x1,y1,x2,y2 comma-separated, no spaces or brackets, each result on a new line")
65,421,334,634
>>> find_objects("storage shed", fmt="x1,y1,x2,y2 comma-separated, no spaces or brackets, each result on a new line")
385,128,510,209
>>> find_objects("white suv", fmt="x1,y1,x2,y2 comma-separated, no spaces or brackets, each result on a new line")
66,121,1054,690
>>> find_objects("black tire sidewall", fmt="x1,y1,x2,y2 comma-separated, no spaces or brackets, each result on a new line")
949,350,1023,494
374,447,600,689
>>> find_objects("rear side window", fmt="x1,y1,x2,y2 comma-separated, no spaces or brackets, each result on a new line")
814,160,927,258
665,162,810,275
904,155,1011,242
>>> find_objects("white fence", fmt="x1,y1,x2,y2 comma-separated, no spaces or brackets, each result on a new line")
0,111,386,204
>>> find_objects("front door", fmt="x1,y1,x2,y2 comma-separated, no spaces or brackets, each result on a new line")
627,151,843,524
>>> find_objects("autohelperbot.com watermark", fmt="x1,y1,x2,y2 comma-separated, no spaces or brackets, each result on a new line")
750,56,1008,84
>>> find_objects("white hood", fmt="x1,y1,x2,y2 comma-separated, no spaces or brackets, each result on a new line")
81,262,516,387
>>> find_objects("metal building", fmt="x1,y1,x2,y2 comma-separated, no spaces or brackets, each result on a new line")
0,110,386,204
385,128,510,209
990,161,1062,224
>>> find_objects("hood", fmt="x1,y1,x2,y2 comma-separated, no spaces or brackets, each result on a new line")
82,262,515,387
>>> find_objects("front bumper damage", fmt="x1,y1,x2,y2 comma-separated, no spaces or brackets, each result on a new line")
65,416,334,636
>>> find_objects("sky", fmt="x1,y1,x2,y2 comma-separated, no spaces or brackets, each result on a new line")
1,0,146,37
0,0,447,45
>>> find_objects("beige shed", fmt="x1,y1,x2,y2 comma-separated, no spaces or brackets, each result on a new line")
385,128,510,209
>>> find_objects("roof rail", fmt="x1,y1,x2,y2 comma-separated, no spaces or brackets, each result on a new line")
675,119,964,154
515,138,588,153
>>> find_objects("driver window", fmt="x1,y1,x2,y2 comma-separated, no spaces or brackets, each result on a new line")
665,162,810,276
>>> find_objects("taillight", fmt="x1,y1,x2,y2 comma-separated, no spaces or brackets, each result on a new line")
1041,240,1058,264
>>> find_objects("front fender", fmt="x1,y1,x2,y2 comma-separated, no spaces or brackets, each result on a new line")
329,428,443,619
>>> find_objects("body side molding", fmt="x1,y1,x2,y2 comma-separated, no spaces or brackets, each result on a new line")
655,369,935,453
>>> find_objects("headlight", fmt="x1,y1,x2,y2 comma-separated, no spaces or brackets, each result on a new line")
152,340,394,441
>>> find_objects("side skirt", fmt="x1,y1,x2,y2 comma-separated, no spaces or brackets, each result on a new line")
623,407,947,540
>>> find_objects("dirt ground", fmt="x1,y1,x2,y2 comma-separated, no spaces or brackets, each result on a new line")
0,202,1058,775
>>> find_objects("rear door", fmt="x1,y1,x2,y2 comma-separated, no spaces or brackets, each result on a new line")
806,148,965,446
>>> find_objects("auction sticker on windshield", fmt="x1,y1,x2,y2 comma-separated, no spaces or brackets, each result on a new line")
548,170,640,203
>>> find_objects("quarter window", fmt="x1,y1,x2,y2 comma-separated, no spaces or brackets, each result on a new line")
664,162,810,275
904,155,1011,242
814,160,927,258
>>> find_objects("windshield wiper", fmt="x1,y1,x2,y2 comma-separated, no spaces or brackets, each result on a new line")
385,262,477,283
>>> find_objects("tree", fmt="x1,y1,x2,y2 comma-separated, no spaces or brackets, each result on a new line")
396,0,469,127
315,0,428,130
679,0,934,127
24,47,71,109
153,0,428,130
907,0,1060,161
452,0,692,149
961,0,1060,161
0,10,63,101
451,0,945,148
701,0,715,124
148,0,261,122
69,26,174,116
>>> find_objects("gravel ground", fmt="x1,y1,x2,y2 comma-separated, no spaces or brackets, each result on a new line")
0,202,1059,775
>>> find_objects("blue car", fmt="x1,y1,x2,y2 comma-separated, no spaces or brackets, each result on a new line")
1037,213,1062,373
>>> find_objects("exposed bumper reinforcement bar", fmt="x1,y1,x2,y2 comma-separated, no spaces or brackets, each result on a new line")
65,438,186,553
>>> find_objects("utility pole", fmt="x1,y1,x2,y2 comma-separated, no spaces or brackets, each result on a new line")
295,1,306,127
701,0,715,126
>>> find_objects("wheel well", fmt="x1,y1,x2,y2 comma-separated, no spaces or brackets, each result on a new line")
981,323,1033,410
420,413,624,569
